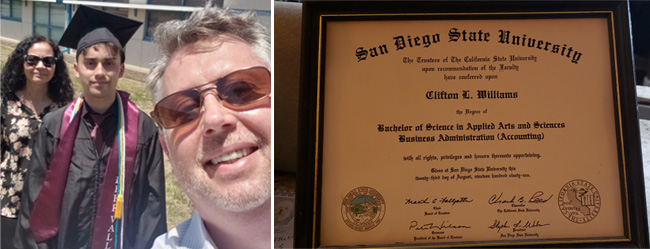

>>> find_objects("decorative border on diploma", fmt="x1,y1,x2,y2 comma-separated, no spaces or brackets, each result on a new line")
295,1,649,248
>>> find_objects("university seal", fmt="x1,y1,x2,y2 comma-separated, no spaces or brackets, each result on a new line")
341,186,386,231
558,179,601,224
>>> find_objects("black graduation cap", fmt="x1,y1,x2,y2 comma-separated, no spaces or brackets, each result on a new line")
58,5,142,51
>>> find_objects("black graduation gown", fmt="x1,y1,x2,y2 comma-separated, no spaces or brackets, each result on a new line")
15,100,167,249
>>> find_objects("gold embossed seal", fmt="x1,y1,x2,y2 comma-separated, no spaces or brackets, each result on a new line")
341,186,386,231
558,179,601,224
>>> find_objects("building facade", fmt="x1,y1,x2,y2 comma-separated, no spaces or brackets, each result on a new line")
1,0,271,69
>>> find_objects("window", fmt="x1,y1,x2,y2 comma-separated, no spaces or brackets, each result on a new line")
89,6,128,18
143,0,220,41
75,1,128,18
83,0,128,3
1,0,22,21
148,0,209,7
33,2,65,43
144,10,188,41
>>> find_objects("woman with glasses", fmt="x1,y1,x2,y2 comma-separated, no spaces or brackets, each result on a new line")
0,35,73,249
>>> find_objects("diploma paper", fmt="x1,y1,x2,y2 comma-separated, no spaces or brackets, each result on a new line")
318,16,627,247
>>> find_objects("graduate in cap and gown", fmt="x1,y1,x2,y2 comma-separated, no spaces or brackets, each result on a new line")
14,6,167,249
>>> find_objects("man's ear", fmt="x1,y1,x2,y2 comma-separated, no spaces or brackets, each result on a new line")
159,133,170,158
73,62,80,77
119,63,125,78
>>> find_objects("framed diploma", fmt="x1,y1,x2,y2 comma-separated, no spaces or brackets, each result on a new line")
295,1,649,248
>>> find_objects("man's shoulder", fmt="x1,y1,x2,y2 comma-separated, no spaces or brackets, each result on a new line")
150,212,216,249
41,104,68,133
151,218,193,249
134,108,159,141
135,107,155,124
44,104,68,120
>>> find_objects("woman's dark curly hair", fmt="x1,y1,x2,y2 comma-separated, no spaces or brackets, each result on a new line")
1,35,74,104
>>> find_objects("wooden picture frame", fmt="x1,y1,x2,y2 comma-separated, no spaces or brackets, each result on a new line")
295,1,649,248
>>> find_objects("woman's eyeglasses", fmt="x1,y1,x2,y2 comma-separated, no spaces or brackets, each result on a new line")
24,55,57,67
151,66,271,129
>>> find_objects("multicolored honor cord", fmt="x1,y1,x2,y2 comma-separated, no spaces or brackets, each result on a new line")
115,93,126,249
67,93,84,123
68,92,126,249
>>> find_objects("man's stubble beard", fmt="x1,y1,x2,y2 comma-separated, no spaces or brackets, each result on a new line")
169,131,271,212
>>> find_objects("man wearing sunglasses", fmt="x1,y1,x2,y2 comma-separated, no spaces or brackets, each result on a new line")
16,6,167,249
146,4,271,249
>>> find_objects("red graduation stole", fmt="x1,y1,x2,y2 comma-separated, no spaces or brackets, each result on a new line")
29,91,139,249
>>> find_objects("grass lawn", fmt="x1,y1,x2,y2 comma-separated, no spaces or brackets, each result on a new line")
1,42,193,230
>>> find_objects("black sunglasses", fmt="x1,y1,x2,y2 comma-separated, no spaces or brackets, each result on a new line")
24,55,57,67
151,66,271,129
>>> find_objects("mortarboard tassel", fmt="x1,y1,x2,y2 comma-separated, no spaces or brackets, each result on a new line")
115,194,123,219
